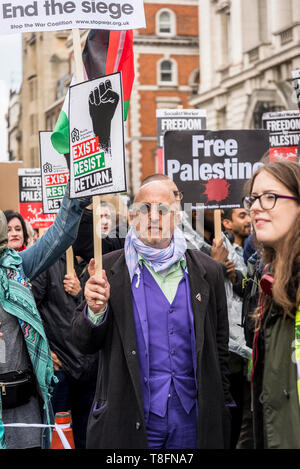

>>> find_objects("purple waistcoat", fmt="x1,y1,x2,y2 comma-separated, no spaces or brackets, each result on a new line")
131,265,197,421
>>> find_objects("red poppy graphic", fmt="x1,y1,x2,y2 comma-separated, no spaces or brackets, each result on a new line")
203,178,230,202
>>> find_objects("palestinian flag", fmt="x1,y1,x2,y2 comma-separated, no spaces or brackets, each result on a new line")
51,30,134,155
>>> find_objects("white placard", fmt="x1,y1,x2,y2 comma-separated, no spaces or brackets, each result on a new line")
39,131,70,214
0,0,145,35
69,72,126,198
156,109,207,148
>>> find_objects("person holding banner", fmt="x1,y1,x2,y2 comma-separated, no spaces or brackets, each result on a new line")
72,203,125,264
222,209,251,256
31,249,98,449
141,175,251,448
73,179,233,449
243,160,300,449
0,185,90,449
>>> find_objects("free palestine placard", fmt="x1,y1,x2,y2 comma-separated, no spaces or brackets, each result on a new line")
164,129,270,209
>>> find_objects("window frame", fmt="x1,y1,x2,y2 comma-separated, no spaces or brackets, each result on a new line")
157,58,178,86
156,8,176,37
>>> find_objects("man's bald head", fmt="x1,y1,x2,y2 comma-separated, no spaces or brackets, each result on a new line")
140,173,182,207
134,180,176,205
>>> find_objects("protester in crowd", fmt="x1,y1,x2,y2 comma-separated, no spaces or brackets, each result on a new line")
0,186,90,449
72,202,125,264
222,208,251,259
31,246,98,449
99,200,113,236
4,211,29,252
32,229,39,244
31,200,127,448
72,178,233,449
139,174,252,448
193,208,250,448
243,233,256,265
221,207,254,449
25,221,35,248
243,160,300,448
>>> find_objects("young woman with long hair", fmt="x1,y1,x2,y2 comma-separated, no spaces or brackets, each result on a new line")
243,160,300,448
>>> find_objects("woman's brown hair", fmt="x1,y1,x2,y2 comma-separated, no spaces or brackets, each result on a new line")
245,160,300,319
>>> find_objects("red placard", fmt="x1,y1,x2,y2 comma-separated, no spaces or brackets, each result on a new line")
19,202,56,229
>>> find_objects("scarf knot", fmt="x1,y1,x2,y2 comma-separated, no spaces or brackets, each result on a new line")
124,227,187,281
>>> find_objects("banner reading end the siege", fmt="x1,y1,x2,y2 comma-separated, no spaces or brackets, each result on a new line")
164,130,270,209
0,0,145,35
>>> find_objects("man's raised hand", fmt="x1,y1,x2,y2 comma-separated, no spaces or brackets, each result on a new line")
85,259,110,314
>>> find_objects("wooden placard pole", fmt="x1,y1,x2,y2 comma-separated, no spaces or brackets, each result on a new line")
214,209,222,244
66,246,74,275
93,195,103,278
72,29,103,283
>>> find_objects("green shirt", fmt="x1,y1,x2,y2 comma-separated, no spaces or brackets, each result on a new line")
138,254,186,304
87,255,186,324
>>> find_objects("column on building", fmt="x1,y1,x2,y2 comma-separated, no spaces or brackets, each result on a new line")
214,4,230,72
199,0,213,93
292,0,300,22
270,0,293,33
240,0,260,52
291,0,300,46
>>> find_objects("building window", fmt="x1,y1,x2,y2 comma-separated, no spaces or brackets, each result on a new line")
158,59,177,86
28,77,37,101
217,107,227,129
252,102,285,129
30,115,35,135
189,69,200,96
30,147,36,167
156,9,176,36
46,115,52,131
215,2,231,66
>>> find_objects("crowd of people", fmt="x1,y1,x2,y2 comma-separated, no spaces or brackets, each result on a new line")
0,158,300,450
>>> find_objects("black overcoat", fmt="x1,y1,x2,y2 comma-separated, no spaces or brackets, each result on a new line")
72,248,232,449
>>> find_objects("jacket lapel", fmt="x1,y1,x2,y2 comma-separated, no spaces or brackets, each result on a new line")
108,252,145,418
131,270,149,355
186,249,210,356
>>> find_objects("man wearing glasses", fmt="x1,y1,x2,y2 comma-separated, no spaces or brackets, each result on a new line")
72,177,232,450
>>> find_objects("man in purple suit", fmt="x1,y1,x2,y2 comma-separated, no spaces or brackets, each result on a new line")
72,179,232,449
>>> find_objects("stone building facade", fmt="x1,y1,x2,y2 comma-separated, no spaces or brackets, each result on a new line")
128,0,200,194
191,0,300,130
19,30,70,167
6,89,21,161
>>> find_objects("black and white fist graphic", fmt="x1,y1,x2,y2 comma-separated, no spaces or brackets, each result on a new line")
89,79,120,153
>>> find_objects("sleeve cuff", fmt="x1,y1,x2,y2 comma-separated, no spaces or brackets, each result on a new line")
84,304,108,326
